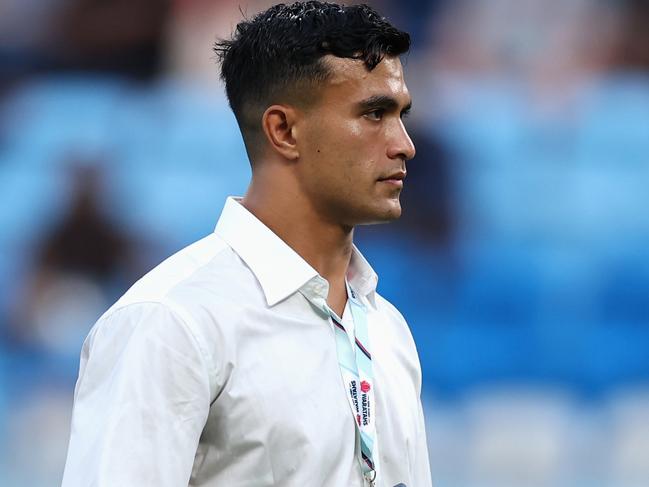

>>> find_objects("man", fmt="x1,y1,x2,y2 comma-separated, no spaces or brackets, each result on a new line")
62,2,431,486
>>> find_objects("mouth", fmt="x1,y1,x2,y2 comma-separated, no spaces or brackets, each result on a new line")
377,171,406,188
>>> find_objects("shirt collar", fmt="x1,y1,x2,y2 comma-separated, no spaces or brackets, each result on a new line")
214,197,378,308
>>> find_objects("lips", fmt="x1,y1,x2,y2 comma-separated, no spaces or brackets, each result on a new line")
377,171,406,186
379,171,406,181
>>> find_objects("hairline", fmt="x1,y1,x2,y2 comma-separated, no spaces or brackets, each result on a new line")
241,53,405,163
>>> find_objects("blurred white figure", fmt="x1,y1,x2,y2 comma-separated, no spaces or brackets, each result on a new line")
424,397,472,487
607,388,649,487
28,273,108,357
3,387,73,487
463,386,575,487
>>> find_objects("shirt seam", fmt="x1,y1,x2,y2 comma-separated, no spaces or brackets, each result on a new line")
99,298,219,403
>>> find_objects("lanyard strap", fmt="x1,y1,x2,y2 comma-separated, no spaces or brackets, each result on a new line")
302,282,377,485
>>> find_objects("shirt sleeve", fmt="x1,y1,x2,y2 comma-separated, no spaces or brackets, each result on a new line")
61,302,212,487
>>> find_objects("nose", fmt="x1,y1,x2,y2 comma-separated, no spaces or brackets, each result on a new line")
387,119,416,161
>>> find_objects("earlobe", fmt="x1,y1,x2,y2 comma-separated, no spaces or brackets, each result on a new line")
262,105,300,160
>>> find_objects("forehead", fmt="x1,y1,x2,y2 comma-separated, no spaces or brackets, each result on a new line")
319,55,410,106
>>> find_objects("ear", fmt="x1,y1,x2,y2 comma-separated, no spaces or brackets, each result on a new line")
261,105,300,160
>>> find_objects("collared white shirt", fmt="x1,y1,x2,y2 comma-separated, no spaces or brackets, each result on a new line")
62,197,432,487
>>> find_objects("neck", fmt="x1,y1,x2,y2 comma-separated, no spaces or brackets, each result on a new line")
241,166,354,290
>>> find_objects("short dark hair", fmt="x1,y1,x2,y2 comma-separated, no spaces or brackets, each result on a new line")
214,1,410,157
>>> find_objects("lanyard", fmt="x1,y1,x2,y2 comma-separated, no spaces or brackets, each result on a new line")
306,281,378,486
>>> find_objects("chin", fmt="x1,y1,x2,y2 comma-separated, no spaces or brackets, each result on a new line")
357,202,402,225
382,198,403,219
383,208,402,222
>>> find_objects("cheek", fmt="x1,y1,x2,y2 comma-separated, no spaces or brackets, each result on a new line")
343,119,363,138
303,118,380,186
326,121,378,166
313,121,362,156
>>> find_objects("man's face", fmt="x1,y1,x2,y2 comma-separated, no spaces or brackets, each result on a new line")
295,55,415,227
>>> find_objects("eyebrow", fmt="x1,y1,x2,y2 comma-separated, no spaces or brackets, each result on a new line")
356,95,412,114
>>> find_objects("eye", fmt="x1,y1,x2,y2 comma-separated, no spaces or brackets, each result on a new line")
365,109,385,121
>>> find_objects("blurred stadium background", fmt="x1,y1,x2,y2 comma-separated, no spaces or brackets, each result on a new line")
1,0,649,485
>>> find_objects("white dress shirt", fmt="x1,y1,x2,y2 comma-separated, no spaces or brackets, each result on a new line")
62,197,432,487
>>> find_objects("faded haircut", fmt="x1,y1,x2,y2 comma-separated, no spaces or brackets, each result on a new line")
214,1,410,161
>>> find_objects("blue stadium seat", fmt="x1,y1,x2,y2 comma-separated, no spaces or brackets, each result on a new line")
1,75,128,160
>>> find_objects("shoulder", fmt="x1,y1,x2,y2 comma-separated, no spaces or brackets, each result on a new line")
102,232,262,321
83,301,203,367
92,230,263,346
92,231,255,339
82,233,249,399
107,233,229,313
